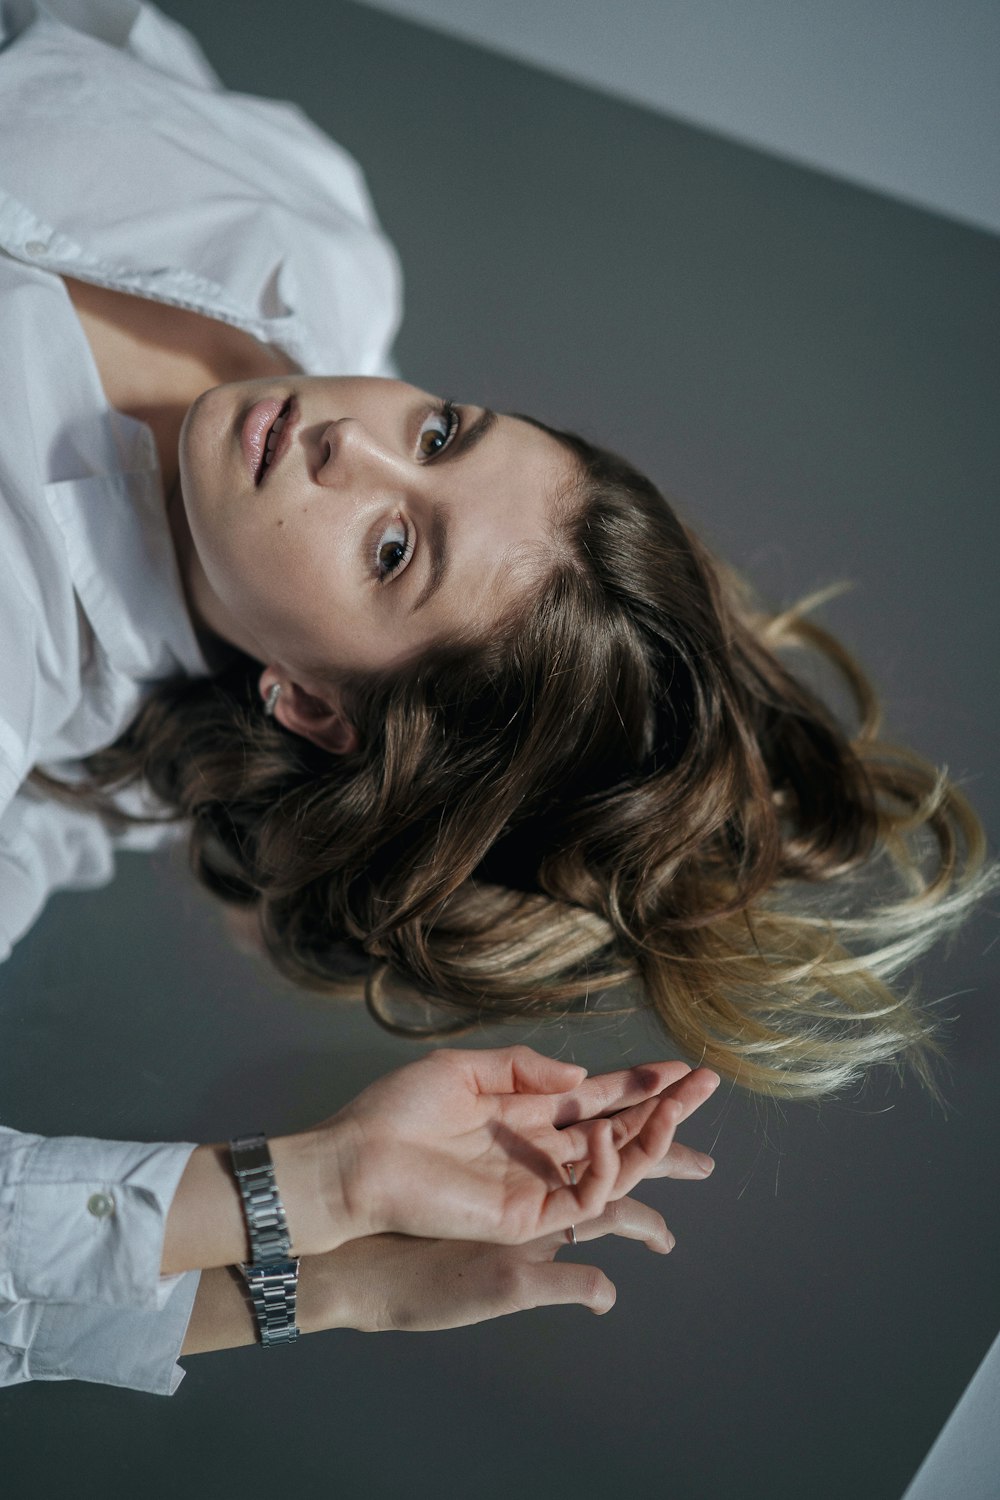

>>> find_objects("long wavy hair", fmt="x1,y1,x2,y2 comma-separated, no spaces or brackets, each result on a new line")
30,417,997,1098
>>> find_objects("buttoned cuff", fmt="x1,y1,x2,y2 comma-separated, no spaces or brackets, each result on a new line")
0,1133,198,1307
1,1268,201,1395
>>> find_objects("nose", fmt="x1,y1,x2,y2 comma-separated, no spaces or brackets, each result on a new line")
317,416,407,489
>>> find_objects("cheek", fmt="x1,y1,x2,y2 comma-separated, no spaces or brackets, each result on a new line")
249,520,354,657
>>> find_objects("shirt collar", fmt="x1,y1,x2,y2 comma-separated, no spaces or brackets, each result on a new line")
43,407,213,683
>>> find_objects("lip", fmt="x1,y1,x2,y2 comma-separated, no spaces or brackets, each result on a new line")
241,395,297,486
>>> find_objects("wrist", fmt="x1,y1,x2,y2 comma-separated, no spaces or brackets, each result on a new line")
162,1126,355,1275
295,1249,357,1334
286,1122,371,1253
263,1130,331,1256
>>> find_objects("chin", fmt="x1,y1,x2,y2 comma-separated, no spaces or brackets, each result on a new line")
178,386,233,515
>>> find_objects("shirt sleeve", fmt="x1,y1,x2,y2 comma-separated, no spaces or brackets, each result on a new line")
0,1128,201,1393
0,775,186,966
0,787,117,965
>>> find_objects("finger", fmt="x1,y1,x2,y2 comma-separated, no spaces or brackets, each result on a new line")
539,1117,616,1235
615,1063,719,1135
460,1044,588,1097
573,1116,618,1220
611,1095,687,1199
573,1068,720,1162
555,1195,675,1255
557,1097,660,1163
642,1142,716,1180
559,1080,721,1186
608,1067,719,1134
521,1262,617,1316
551,1060,692,1125
566,1111,715,1183
664,1067,722,1123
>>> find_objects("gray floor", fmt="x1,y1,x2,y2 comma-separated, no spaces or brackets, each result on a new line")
1,3,997,1497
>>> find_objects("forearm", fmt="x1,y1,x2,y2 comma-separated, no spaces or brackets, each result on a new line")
180,1267,256,1354
161,1131,340,1276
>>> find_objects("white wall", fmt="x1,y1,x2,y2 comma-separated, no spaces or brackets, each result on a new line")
902,1329,1000,1500
353,0,1000,236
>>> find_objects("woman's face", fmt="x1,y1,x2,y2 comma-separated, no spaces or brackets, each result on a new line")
176,376,578,734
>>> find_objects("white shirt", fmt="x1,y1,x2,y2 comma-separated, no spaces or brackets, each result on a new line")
0,0,403,1391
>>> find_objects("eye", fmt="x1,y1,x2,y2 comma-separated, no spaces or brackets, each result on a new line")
375,517,413,582
417,400,459,460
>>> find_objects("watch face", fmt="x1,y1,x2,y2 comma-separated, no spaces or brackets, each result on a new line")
243,1259,300,1280
230,1136,272,1174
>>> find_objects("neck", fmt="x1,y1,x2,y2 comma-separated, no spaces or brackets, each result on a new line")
163,465,239,672
58,275,298,672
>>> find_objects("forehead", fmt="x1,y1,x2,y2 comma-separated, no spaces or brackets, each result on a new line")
463,411,580,541
439,412,581,616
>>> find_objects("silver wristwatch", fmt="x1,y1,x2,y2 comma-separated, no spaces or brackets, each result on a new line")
229,1133,300,1346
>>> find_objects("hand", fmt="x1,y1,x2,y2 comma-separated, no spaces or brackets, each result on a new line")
305,1195,677,1334
181,1189,693,1355
307,1045,720,1249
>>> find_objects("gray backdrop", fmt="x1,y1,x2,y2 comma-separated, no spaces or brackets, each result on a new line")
1,4,997,1497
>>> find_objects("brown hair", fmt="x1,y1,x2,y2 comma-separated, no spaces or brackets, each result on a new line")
30,418,997,1098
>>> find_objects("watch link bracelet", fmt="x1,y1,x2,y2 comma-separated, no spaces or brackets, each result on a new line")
229,1133,301,1346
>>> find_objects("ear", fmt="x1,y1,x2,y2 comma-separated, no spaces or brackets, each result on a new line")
260,671,359,755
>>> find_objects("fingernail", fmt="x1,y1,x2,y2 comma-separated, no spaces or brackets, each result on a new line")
696,1153,715,1175
662,1233,676,1254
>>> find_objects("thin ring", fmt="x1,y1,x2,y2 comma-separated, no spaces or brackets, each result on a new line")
566,1162,578,1245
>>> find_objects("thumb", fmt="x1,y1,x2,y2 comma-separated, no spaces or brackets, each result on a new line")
524,1262,617,1317
508,1046,588,1095
462,1045,587,1096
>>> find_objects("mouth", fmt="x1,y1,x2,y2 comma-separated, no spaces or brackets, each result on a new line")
242,395,296,487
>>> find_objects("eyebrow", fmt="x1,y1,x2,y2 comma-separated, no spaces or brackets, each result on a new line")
409,406,499,614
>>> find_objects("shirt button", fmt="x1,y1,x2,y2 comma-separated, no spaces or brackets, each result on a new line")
24,240,50,257
88,1192,116,1218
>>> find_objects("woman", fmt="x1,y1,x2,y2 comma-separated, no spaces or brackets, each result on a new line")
0,1,992,1389
0,0,722,1395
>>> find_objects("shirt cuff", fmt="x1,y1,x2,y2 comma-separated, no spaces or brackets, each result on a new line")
1,1268,201,1395
0,1133,198,1307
